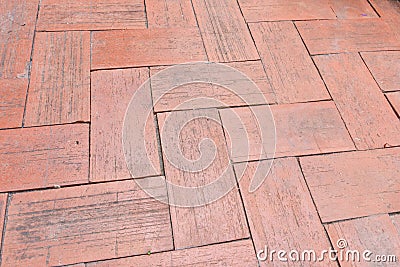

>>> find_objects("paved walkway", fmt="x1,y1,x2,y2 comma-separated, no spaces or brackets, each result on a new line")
1,0,400,266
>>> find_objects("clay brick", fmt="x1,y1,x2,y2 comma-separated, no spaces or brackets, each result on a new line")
0,79,27,129
249,22,330,104
87,239,257,266
25,31,90,127
235,158,336,266
387,92,400,117
2,178,173,266
90,68,161,182
314,53,400,149
150,60,276,112
219,102,355,162
146,0,197,28
369,0,400,20
330,0,378,19
0,0,38,80
0,124,89,192
158,109,249,248
37,0,146,31
192,0,259,62
0,193,7,250
392,214,400,235
91,28,206,70
300,148,400,222
361,51,400,92
296,19,400,55
238,0,336,22
325,214,400,267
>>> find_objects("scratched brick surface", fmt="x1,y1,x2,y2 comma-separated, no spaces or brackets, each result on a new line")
146,0,197,28
1,178,173,266
0,79,27,129
24,31,90,126
0,124,89,192
37,0,146,31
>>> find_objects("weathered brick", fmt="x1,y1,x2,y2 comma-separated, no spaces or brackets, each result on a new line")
0,79,26,129
361,51,400,92
87,240,257,266
37,0,146,31
90,68,161,182
249,21,330,103
235,158,336,266
158,109,249,248
192,0,259,62
0,193,7,251
25,31,90,126
2,178,172,266
219,102,355,162
326,214,400,267
0,124,89,192
150,60,276,112
300,148,400,222
387,92,400,117
146,0,197,28
296,19,400,54
91,28,207,69
314,53,400,149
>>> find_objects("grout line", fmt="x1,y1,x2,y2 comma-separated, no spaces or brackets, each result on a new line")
189,0,210,61
296,158,341,266
0,194,12,266
366,0,381,17
384,93,400,118
143,0,149,28
358,51,384,92
22,0,42,128
0,121,90,132
88,31,93,184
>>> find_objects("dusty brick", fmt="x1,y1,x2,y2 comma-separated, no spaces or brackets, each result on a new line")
0,0,38,80
0,79,26,129
90,68,161,182
0,193,7,250
158,109,249,248
330,0,378,19
192,0,259,62
361,51,400,92
387,92,400,117
87,240,257,266
146,0,197,28
326,214,400,267
235,158,336,266
25,31,90,127
249,21,330,103
219,102,355,162
296,19,400,54
314,53,400,149
2,178,173,266
300,148,400,222
150,60,276,112
392,214,400,235
238,0,336,22
0,124,89,192
91,28,206,70
37,0,146,31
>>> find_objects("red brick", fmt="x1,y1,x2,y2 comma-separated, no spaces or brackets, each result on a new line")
25,31,90,127
300,148,400,222
87,239,257,266
0,124,89,192
37,0,146,31
235,158,336,266
92,28,206,69
325,214,400,267
0,194,7,249
150,61,276,112
219,102,355,162
387,92,400,117
249,22,330,103
361,51,400,92
2,178,172,266
0,79,26,129
158,109,249,248
369,0,400,20
330,0,378,19
296,19,400,55
392,214,400,235
238,0,336,22
146,0,197,28
0,0,38,80
192,0,259,62
314,53,400,149
91,68,161,182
